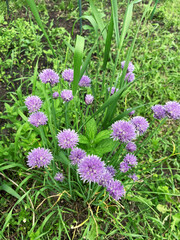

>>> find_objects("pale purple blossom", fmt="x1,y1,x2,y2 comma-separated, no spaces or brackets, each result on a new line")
85,94,94,105
106,165,116,177
62,69,74,82
124,153,137,166
79,75,91,87
53,92,59,99
25,96,42,113
108,87,119,95
57,129,79,149
164,101,180,120
27,147,53,168
99,169,113,187
39,69,59,86
151,105,166,120
131,116,149,135
126,142,137,152
111,120,136,143
78,155,105,183
120,161,130,173
69,148,86,165
106,180,125,201
127,108,135,116
28,112,48,127
54,172,64,182
125,72,135,82
61,90,73,102
129,173,138,182
121,61,135,72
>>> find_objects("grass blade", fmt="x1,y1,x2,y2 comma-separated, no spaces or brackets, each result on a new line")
111,0,119,46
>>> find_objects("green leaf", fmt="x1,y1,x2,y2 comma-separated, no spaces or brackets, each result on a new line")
79,134,89,144
56,151,70,166
85,118,97,140
94,139,117,157
72,35,85,95
1,183,21,199
156,204,168,214
94,130,111,144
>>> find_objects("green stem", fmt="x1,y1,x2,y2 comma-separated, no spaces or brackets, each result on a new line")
65,102,69,128
39,126,47,148
68,164,72,198
49,86,58,133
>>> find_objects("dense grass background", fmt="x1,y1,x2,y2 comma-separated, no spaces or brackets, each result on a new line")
0,0,179,239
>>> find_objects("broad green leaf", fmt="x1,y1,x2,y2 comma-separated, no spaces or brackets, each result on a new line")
94,130,111,144
1,183,21,199
85,118,97,140
79,134,89,144
94,139,117,157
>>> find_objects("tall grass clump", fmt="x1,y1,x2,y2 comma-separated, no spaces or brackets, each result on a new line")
0,0,179,238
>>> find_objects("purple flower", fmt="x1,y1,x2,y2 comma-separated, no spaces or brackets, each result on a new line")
108,87,119,95
79,75,91,87
106,180,125,201
62,69,74,82
53,92,59,99
120,161,131,173
124,153,137,166
85,94,94,105
151,104,166,120
28,112,48,127
127,109,135,116
61,90,73,102
106,165,116,177
131,116,149,135
164,101,180,120
78,155,105,183
99,170,113,187
125,72,135,82
129,173,138,182
57,129,79,149
126,142,137,152
25,96,43,113
54,172,64,182
121,61,135,72
39,69,59,86
27,147,53,168
111,120,136,143
69,148,86,165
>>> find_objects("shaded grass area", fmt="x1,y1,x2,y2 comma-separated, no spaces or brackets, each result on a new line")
0,0,179,239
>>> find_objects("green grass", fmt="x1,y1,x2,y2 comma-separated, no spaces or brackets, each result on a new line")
0,0,179,239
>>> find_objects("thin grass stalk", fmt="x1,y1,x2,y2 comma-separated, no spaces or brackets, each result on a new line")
78,0,82,34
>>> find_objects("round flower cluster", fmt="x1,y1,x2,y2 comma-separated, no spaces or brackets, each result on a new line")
79,75,91,87
121,60,135,83
57,129,79,149
53,92,59,99
25,96,42,113
69,148,86,165
106,180,125,201
129,173,138,182
108,87,119,95
27,147,53,168
125,72,135,83
120,153,137,173
54,172,64,182
85,94,94,105
62,69,74,83
121,61,135,72
39,69,59,86
61,90,73,102
28,112,48,127
125,142,137,152
111,120,136,143
131,116,149,135
151,104,166,120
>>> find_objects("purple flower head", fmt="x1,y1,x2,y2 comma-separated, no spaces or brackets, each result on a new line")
121,61,135,72
126,142,137,152
99,170,113,187
39,69,59,86
131,116,149,135
106,180,125,201
108,87,119,95
127,108,135,116
151,104,166,120
164,101,180,120
25,96,43,113
106,165,116,177
61,90,73,102
62,69,74,83
53,92,59,99
69,148,86,165
111,120,136,143
28,112,48,127
120,161,131,173
125,72,135,83
78,155,105,183
54,172,65,182
124,153,137,166
27,147,53,168
85,94,94,105
129,173,138,182
57,129,79,149
79,75,91,87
